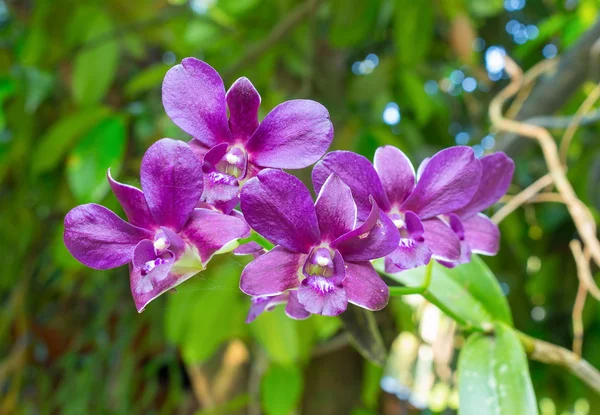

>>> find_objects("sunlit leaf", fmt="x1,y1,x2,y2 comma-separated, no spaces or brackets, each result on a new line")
72,10,119,105
400,70,434,125
32,106,112,174
467,0,504,18
458,324,538,415
66,116,127,203
125,63,169,97
261,364,303,415
394,0,434,65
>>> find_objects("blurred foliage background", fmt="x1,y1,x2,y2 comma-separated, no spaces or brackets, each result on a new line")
2,0,600,413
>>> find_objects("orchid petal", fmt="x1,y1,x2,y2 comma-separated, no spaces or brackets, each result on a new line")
384,241,432,273
332,199,399,262
313,151,390,220
180,208,250,265
240,246,305,296
64,204,153,270
344,262,389,310
455,152,514,218
315,174,357,242
286,291,311,320
240,169,320,253
246,294,288,323
422,218,461,261
401,146,482,219
297,276,348,316
374,145,415,206
140,139,203,232
245,100,333,169
226,77,261,142
108,169,157,230
463,213,500,255
162,58,231,146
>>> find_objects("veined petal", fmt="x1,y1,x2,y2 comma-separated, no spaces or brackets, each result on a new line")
140,139,203,232
226,77,261,142
374,145,415,206
312,151,390,220
108,169,157,230
297,276,348,316
455,152,514,218
162,58,231,146
401,146,482,219
240,169,320,253
463,213,500,255
286,291,311,320
384,241,432,273
344,262,389,311
422,218,461,261
64,204,153,270
245,100,333,169
180,208,250,265
332,199,399,262
240,246,305,296
315,174,357,242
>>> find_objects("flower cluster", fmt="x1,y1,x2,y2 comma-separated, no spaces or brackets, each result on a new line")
64,58,514,320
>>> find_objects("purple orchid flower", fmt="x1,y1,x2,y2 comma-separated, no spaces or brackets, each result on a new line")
162,58,334,213
312,146,482,273
64,139,250,312
246,291,311,323
439,152,514,267
239,169,400,316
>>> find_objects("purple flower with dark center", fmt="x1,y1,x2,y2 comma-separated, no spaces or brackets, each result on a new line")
312,146,482,273
64,139,250,312
239,169,400,316
162,58,334,212
439,152,514,267
246,291,310,323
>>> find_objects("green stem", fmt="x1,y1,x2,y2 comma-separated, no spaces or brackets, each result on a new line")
238,231,274,250
387,260,433,296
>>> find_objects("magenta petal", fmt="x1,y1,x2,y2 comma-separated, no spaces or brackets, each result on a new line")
463,213,500,255
286,291,311,319
332,199,400,262
384,242,432,273
162,58,231,146
180,208,250,264
189,138,211,161
226,77,261,142
108,169,157,230
343,262,389,311
132,239,157,269
246,294,288,323
422,218,461,261
374,145,415,206
297,276,348,316
202,142,229,170
64,204,153,270
312,151,390,220
455,152,515,218
240,169,320,253
140,139,203,232
401,146,482,219
245,100,334,169
234,241,264,257
240,246,305,296
315,174,357,242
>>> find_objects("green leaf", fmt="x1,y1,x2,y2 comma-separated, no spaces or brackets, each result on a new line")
165,260,247,364
394,0,434,65
379,258,494,330
466,0,504,18
251,307,315,365
261,364,303,415
72,10,119,105
32,106,112,174
66,116,127,203
400,70,434,125
329,0,381,47
339,305,387,366
458,324,539,415
125,64,170,97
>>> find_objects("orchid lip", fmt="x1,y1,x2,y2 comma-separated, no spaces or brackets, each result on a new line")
303,246,335,278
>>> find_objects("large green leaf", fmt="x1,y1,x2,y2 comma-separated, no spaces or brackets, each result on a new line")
261,364,303,415
329,0,382,47
458,324,539,415
125,64,170,97
71,9,119,106
31,106,112,174
466,0,504,18
382,256,512,327
165,260,247,364
399,70,435,126
251,307,315,366
394,0,434,65
66,116,126,203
